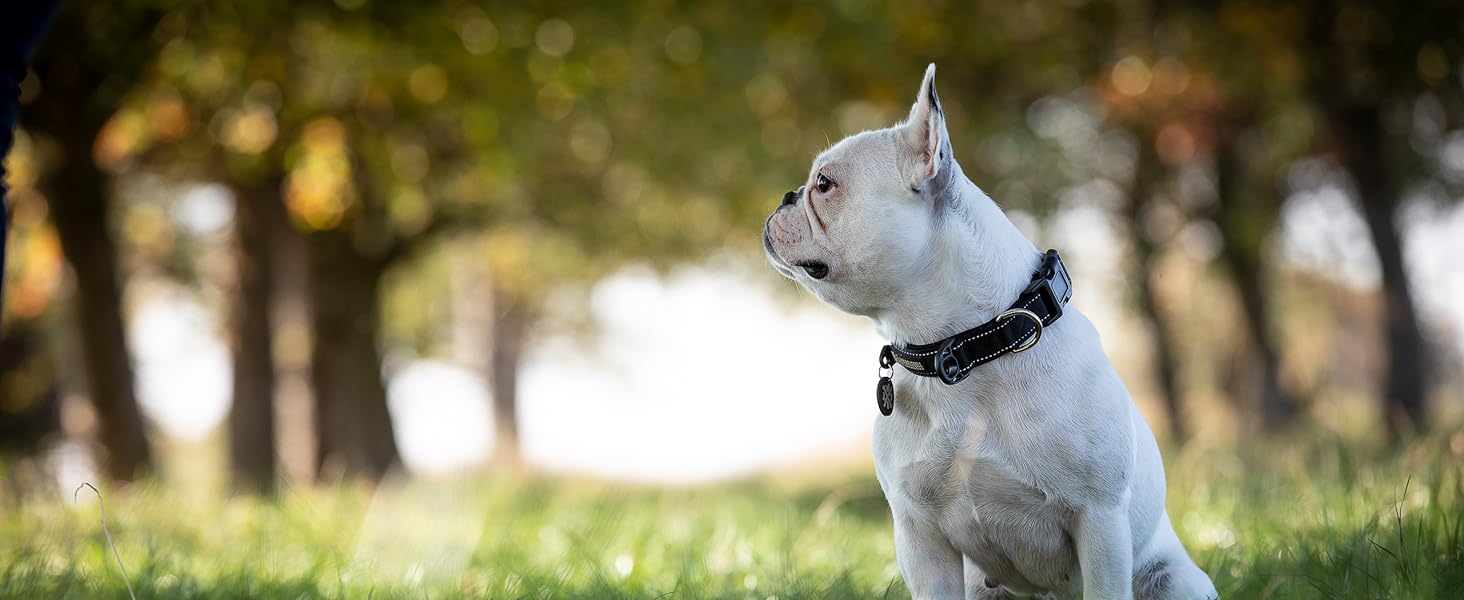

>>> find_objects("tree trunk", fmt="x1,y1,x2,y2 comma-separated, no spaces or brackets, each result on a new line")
21,2,168,483
227,174,285,494
1220,246,1294,427
46,137,152,481
1126,136,1187,442
489,287,531,467
306,234,399,480
1330,105,1430,439
1135,272,1186,441
1214,138,1297,429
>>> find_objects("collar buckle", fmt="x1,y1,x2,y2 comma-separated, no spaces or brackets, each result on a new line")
935,338,965,384
1022,249,1071,323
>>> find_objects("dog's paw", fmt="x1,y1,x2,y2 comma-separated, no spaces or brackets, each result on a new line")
1134,558,1217,600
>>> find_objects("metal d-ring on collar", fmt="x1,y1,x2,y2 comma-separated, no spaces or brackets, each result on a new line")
879,249,1072,397
998,307,1043,353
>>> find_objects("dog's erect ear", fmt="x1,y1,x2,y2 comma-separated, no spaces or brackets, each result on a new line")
903,63,949,191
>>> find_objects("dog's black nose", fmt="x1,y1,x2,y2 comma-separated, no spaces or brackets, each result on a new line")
779,186,805,208
780,190,797,208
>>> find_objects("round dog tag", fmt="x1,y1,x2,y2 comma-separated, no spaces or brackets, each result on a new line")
876,376,894,416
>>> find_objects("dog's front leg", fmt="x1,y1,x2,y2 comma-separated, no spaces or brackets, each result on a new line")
1073,505,1134,599
894,514,964,600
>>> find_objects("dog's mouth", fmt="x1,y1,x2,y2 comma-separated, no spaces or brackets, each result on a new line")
764,216,828,280
794,261,829,280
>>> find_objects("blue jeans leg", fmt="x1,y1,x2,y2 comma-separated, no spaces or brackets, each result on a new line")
1,0,63,313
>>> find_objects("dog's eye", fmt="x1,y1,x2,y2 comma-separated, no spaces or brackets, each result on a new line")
815,173,834,194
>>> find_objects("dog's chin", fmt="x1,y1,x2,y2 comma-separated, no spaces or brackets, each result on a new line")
766,255,880,317
811,287,879,318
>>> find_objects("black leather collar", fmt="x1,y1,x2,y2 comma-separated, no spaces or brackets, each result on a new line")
880,249,1072,386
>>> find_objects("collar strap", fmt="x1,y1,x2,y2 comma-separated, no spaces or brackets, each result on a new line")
883,249,1072,385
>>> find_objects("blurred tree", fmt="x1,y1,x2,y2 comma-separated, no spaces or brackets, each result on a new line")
304,219,404,480
1297,0,1462,438
1125,129,1189,440
140,1,498,480
1136,2,1316,431
1330,109,1429,438
118,0,302,491
22,2,170,482
277,8,493,479
228,170,287,494
1212,117,1299,427
488,283,530,465
109,1,415,482
1097,1,1195,441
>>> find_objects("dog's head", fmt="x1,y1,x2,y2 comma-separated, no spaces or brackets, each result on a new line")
763,64,957,316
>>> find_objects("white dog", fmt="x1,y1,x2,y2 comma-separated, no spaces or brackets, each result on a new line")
763,64,1217,600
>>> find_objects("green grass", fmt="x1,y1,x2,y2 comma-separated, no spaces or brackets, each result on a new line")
3,438,1462,599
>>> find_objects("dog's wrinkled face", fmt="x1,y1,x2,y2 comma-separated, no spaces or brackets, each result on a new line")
763,64,953,316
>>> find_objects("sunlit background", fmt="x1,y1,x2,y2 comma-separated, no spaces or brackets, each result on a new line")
3,1,1464,597
24,186,1464,485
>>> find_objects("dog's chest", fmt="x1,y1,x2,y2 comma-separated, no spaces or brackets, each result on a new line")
874,394,1078,592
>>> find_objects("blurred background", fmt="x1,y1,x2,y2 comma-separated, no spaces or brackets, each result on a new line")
2,0,1464,491
6,2,1464,597
2,0,1462,516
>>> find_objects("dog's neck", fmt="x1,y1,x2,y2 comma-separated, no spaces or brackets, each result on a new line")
872,166,1040,347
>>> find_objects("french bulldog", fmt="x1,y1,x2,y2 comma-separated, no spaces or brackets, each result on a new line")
763,64,1217,599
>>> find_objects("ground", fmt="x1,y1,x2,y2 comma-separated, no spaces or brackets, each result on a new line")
2,438,1461,599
